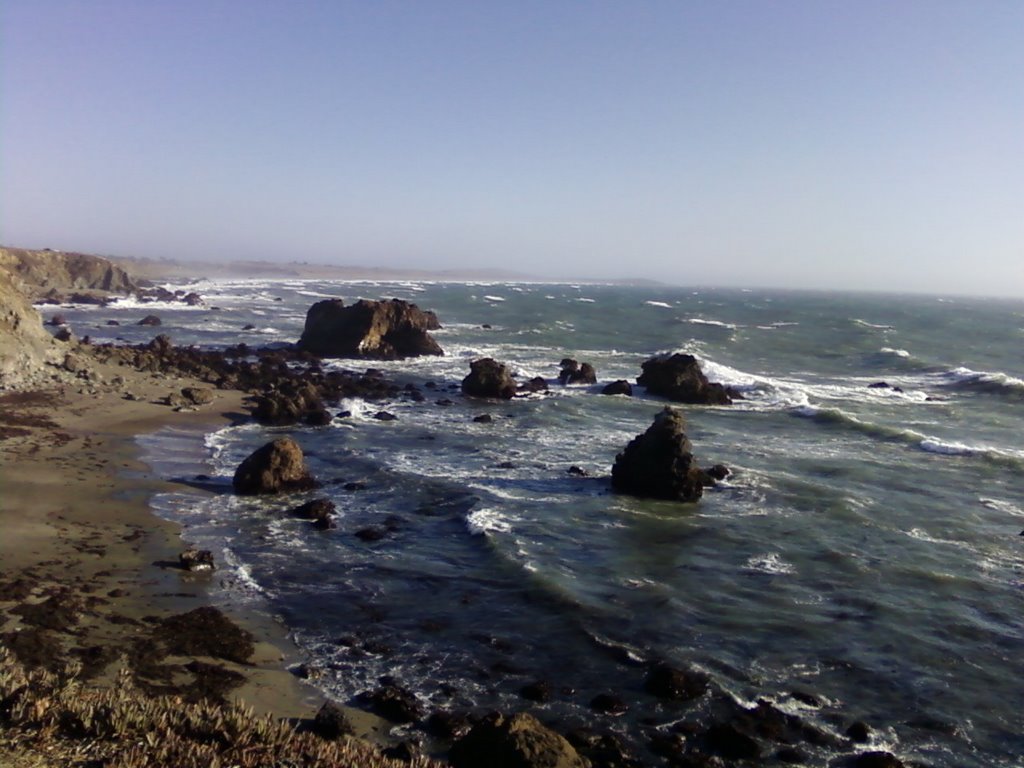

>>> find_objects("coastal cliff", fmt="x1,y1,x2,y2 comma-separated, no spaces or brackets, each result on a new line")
0,246,140,301
0,264,60,386
0,246,144,387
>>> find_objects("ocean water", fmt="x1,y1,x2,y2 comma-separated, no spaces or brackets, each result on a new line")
57,281,1024,765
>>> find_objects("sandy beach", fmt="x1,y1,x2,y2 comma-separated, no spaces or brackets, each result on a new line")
0,353,406,764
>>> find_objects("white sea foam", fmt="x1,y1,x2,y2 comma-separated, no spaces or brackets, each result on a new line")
919,438,1024,463
853,318,894,330
644,300,673,308
219,548,267,599
979,498,1024,517
577,297,596,303
466,508,512,535
682,317,736,330
945,366,1024,392
880,347,911,358
337,398,376,419
919,438,977,456
483,295,505,302
101,296,207,312
744,553,796,575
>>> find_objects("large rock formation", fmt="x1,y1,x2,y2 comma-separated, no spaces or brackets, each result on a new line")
462,358,518,399
611,407,707,502
637,353,740,405
449,712,590,768
0,247,139,301
297,298,443,359
232,437,317,495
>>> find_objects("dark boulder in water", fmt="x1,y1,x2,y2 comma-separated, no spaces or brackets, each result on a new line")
612,407,707,502
590,692,628,715
520,376,549,394
462,358,518,399
232,437,316,495
701,721,762,760
178,548,215,572
644,662,709,701
449,711,589,768
601,380,633,396
357,683,423,723
839,752,905,768
520,680,552,702
297,298,443,359
289,498,335,526
637,353,739,404
559,358,597,385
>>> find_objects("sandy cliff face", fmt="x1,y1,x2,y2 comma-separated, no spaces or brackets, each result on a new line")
0,246,150,387
0,267,60,387
0,247,139,300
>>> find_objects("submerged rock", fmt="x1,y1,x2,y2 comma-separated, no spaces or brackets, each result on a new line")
449,711,589,768
611,407,707,502
637,353,739,404
297,298,443,359
232,437,316,495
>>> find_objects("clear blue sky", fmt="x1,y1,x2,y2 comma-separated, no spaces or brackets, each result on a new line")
2,1,1021,295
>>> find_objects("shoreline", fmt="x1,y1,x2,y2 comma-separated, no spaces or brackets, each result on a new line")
0,355,395,755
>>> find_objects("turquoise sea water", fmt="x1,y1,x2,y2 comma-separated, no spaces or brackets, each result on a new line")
58,281,1024,765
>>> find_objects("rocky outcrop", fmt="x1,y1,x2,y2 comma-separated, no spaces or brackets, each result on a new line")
462,358,518,399
251,383,331,426
297,298,443,359
232,437,317,495
449,712,590,768
637,353,740,405
0,247,139,301
611,407,707,502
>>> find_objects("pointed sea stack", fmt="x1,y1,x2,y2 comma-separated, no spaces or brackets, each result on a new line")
612,407,706,501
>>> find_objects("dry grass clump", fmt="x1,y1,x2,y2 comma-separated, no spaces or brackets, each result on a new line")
0,649,440,768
